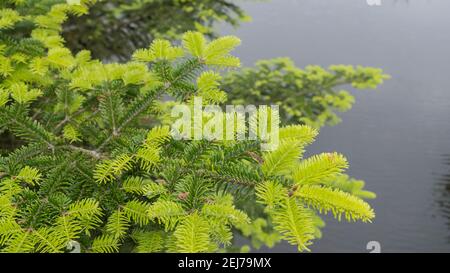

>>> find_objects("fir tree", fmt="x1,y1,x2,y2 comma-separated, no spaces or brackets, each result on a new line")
0,0,376,253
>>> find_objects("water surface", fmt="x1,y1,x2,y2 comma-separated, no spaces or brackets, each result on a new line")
220,0,450,252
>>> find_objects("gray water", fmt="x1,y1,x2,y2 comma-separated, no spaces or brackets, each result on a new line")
220,0,450,252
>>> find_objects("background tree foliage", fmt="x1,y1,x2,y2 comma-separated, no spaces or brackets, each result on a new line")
222,58,390,128
63,0,249,60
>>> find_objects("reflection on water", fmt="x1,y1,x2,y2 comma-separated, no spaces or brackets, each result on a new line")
220,0,450,252
435,154,450,243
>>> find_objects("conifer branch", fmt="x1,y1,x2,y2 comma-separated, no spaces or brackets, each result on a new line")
0,3,378,253
66,145,103,159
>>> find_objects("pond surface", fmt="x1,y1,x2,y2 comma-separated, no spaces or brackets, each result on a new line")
220,0,450,252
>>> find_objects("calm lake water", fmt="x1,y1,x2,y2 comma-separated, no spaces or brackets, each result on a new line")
220,0,450,252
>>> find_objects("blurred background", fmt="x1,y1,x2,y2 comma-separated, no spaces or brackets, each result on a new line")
220,0,450,252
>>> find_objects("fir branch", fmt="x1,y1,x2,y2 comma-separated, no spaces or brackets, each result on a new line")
0,106,56,149
96,90,159,151
294,185,375,222
271,197,315,252
96,59,203,151
173,213,211,253
66,145,103,159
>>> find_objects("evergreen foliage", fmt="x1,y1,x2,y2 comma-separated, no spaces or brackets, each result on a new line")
0,0,377,253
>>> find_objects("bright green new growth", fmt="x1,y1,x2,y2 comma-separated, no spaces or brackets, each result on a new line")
174,213,211,253
295,185,374,222
222,58,390,128
255,125,375,250
0,0,376,253
271,197,315,251
293,153,349,185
